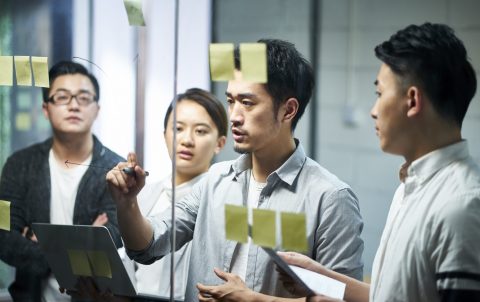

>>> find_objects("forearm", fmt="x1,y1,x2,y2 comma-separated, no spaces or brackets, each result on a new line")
116,198,153,251
319,269,369,302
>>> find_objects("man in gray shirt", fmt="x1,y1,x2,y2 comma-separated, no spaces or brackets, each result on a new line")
107,39,364,301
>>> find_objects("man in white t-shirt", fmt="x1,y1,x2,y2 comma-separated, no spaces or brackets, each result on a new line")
279,23,480,302
0,61,123,301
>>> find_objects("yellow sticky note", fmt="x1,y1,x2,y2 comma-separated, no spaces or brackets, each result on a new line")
87,251,112,278
67,249,93,277
0,200,11,231
252,208,276,248
209,43,235,81
225,204,248,243
123,0,146,26
239,43,267,83
0,56,13,86
31,57,49,88
14,56,32,86
281,212,308,252
15,113,31,131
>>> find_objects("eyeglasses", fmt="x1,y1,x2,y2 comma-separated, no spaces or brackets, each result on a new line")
48,91,97,106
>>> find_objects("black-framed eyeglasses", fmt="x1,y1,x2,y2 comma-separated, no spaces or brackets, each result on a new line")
48,90,97,106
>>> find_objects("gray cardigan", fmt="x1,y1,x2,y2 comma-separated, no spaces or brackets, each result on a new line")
0,135,124,301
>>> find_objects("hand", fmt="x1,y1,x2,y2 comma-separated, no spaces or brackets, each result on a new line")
196,268,252,302
277,252,327,296
278,252,327,274
93,212,109,226
62,277,131,302
106,152,146,206
22,226,38,242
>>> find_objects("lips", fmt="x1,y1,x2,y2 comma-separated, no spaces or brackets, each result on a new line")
66,116,82,122
231,128,246,142
178,150,193,160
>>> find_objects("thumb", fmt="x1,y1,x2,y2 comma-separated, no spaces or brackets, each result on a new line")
278,251,311,268
213,267,229,281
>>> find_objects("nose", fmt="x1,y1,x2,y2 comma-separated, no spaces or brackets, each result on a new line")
179,129,194,147
229,102,243,127
67,95,81,110
370,100,378,120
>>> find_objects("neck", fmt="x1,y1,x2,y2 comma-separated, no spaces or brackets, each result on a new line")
404,121,462,163
175,171,202,186
51,132,94,164
251,136,296,183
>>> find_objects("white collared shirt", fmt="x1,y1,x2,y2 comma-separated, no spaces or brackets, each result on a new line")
370,141,480,302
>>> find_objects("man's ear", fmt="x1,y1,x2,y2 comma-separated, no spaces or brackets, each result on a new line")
282,98,299,123
42,102,50,119
406,86,422,118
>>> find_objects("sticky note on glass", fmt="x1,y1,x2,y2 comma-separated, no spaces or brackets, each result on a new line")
281,212,307,252
67,249,93,277
0,200,11,231
87,251,112,278
123,0,146,26
14,56,32,86
239,43,267,83
31,57,49,88
15,112,31,131
0,56,13,86
209,43,235,81
225,204,248,243
252,209,276,248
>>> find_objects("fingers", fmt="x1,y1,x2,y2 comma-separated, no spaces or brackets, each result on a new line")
278,251,312,268
197,283,217,301
213,267,230,281
22,226,28,237
93,213,109,226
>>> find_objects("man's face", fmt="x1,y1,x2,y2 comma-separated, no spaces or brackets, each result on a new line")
371,63,410,155
226,70,282,154
43,73,99,136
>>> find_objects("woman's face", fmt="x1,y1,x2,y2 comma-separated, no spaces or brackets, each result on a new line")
164,100,226,180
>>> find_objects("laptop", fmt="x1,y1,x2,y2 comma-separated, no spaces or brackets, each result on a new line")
32,223,180,301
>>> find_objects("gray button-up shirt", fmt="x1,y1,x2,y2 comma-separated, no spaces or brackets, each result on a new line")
128,142,364,301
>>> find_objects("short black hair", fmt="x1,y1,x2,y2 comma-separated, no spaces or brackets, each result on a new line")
163,88,228,138
234,39,314,131
375,23,477,126
42,61,100,102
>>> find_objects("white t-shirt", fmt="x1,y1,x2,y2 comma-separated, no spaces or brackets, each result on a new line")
230,171,266,281
370,141,480,302
43,149,91,302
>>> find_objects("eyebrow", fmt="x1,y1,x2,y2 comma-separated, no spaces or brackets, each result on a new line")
176,121,212,128
225,92,257,100
53,88,94,95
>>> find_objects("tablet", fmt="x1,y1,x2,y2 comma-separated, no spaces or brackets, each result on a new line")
262,247,346,299
32,223,174,301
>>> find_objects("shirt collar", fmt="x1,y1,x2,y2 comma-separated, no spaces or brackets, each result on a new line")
400,140,470,184
230,139,307,187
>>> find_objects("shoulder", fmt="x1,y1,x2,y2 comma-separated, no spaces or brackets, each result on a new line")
3,138,51,167
301,157,354,197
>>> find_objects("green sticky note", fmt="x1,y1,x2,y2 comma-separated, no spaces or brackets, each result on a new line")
225,204,248,243
15,112,31,131
281,212,308,252
0,200,11,231
0,56,13,86
14,56,32,86
67,249,93,277
209,43,235,81
252,208,276,248
239,43,267,83
123,0,146,26
31,57,49,88
87,251,112,278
